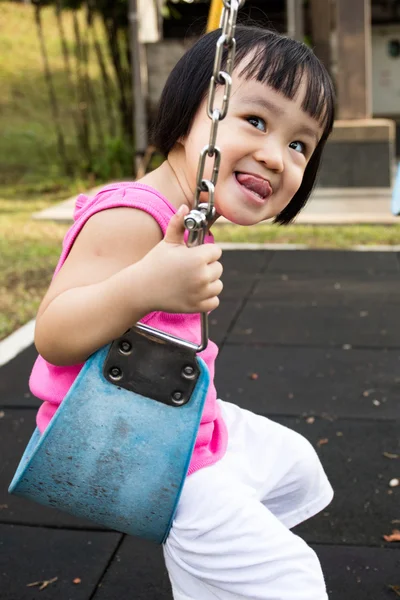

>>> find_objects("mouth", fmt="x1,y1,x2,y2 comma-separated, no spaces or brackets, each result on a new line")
234,172,273,201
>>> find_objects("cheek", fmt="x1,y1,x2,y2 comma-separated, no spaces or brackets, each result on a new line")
275,165,304,213
288,162,306,194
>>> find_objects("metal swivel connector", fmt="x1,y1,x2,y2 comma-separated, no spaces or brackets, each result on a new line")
184,209,207,231
185,209,208,247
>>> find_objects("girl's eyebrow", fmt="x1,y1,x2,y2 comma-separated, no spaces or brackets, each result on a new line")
241,95,319,143
296,126,319,144
241,95,285,117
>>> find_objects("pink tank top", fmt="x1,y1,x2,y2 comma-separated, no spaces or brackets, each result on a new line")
30,182,228,476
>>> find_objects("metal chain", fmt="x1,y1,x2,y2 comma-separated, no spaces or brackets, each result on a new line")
185,0,244,247
184,0,244,352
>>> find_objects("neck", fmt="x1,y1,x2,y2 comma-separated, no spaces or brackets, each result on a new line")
139,147,194,212
138,147,221,229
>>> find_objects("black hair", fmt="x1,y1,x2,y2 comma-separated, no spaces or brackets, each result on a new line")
151,25,335,224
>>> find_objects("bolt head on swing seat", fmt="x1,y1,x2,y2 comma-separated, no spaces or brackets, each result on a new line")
9,341,210,544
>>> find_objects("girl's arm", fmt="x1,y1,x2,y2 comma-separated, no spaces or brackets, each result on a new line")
34,207,163,366
34,206,223,366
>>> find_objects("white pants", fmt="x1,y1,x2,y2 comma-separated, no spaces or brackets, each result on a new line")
163,400,333,600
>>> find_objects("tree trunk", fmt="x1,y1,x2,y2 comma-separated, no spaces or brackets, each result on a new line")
102,15,132,141
73,9,91,163
54,0,82,147
88,1,118,138
34,1,71,175
82,3,104,148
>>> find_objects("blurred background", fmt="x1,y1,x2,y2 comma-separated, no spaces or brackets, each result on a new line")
0,0,399,185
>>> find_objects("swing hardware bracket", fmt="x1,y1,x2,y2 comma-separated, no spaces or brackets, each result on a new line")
103,326,200,407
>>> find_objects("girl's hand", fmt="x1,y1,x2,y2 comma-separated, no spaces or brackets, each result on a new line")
137,205,223,314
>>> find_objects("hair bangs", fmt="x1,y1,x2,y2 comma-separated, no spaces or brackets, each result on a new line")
234,37,334,134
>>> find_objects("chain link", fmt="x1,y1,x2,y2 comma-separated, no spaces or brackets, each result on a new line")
184,0,244,352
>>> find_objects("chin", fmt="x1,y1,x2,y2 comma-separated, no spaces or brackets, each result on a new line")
221,214,267,226
216,206,274,226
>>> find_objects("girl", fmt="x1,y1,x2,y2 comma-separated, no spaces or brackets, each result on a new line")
31,26,335,600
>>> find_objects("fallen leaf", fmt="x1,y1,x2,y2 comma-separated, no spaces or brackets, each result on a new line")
383,530,400,543
27,577,58,591
389,584,400,597
73,578,82,584
317,438,329,447
249,373,258,380
321,412,335,422
306,417,315,424
384,452,400,460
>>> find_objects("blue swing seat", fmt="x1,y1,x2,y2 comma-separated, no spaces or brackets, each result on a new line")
9,343,209,544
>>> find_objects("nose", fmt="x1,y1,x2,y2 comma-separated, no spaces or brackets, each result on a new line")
253,136,284,174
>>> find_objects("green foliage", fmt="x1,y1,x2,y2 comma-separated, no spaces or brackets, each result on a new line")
0,2,133,184
89,136,134,179
35,0,131,27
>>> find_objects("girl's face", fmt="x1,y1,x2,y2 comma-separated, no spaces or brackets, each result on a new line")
176,73,324,226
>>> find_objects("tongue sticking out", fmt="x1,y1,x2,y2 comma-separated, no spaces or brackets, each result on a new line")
236,173,271,198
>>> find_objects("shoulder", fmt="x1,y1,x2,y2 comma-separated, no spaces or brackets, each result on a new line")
63,204,165,276
81,182,174,240
81,206,164,255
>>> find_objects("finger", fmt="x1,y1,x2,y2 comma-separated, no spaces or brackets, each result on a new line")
197,243,222,263
164,205,189,245
207,261,223,282
205,279,223,298
199,296,220,313
197,280,223,303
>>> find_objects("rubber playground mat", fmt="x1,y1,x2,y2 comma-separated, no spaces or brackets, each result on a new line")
1,250,399,599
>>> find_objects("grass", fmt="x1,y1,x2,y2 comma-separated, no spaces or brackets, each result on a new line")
214,222,400,247
0,180,79,341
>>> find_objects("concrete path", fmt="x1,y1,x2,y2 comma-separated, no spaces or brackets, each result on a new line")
1,249,399,599
32,184,399,225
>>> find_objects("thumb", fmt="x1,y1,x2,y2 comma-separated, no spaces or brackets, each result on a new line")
164,204,189,245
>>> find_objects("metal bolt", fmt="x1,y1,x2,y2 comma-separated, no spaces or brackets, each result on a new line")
185,217,197,230
109,367,122,381
182,365,195,379
171,391,185,405
119,340,132,354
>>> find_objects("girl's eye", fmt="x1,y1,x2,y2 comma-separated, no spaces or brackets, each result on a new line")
289,140,306,154
247,116,266,132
